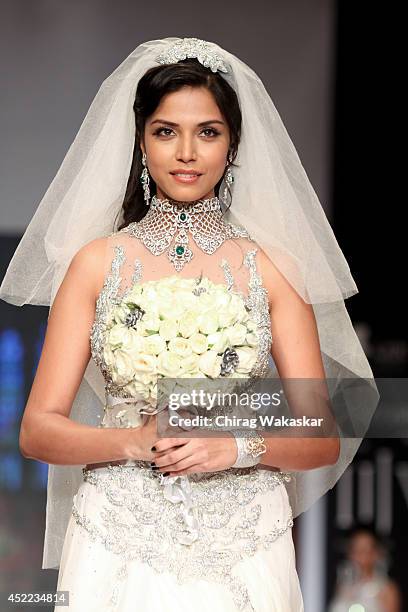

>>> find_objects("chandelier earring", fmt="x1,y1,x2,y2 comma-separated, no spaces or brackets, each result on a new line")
140,152,151,206
221,152,234,205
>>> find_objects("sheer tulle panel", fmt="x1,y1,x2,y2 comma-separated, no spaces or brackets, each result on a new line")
99,231,268,305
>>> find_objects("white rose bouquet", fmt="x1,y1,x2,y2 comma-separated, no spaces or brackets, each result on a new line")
103,275,259,408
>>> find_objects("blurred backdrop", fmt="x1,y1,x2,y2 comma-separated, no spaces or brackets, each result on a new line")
0,1,405,611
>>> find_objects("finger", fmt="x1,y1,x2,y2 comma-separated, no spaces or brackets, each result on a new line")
152,436,191,454
154,443,197,470
151,445,180,460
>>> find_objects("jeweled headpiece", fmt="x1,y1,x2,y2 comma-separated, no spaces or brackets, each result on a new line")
156,37,229,73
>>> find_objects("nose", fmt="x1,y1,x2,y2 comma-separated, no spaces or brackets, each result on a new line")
176,134,197,163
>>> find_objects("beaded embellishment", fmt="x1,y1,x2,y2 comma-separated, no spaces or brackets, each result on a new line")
72,463,293,611
156,37,229,74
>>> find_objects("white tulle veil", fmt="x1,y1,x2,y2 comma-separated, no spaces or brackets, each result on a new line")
0,37,379,569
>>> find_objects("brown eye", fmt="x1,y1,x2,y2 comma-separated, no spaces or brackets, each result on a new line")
201,128,220,137
154,127,174,137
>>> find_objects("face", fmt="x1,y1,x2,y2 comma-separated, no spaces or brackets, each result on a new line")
348,533,380,572
140,86,230,203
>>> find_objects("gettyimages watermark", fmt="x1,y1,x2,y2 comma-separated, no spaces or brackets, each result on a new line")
148,376,408,439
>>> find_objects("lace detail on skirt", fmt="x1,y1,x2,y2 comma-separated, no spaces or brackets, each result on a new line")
71,463,293,611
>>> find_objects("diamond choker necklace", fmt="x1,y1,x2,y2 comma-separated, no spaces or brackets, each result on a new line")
124,194,250,271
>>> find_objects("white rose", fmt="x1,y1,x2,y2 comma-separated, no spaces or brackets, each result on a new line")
155,285,174,301
159,319,179,341
189,332,208,354
235,346,258,374
158,299,185,321
168,337,193,358
143,284,160,302
198,350,222,378
139,313,161,333
132,353,157,385
218,305,237,328
245,331,259,347
212,288,231,309
121,333,145,356
107,324,128,347
110,349,137,385
157,351,182,377
227,323,248,346
197,312,219,335
179,353,200,375
197,292,215,310
144,334,167,355
218,294,247,326
170,289,197,309
207,330,229,353
179,310,200,338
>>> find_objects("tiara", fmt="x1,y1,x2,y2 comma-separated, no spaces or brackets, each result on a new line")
156,37,229,73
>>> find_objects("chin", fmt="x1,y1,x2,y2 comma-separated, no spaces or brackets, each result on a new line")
159,184,211,202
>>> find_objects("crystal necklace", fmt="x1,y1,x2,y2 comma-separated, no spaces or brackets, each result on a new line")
125,194,250,271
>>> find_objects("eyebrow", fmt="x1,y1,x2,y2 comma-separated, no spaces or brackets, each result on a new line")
150,119,225,127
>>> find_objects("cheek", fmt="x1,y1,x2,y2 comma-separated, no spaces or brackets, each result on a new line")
205,150,228,178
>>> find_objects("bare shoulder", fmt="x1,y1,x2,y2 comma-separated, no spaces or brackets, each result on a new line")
68,236,109,301
380,578,401,608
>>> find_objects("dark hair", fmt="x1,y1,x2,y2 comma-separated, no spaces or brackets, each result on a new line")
115,58,242,232
346,527,385,553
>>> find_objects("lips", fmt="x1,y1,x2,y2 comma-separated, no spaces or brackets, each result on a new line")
171,172,201,183
170,170,202,176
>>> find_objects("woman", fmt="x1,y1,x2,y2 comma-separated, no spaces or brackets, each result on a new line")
0,38,379,611
329,528,401,612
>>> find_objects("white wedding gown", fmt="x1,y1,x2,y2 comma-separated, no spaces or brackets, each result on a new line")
54,223,304,612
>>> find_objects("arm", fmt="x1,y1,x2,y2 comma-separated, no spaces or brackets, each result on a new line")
255,249,340,471
379,579,402,612
19,238,154,465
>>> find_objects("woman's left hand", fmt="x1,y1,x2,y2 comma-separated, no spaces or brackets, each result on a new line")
151,430,238,476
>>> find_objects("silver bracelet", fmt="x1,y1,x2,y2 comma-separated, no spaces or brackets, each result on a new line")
230,429,267,468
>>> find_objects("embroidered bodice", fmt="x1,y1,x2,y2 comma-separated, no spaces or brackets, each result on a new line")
89,222,274,426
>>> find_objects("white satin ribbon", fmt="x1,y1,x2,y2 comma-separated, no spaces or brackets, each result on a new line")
161,473,199,545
